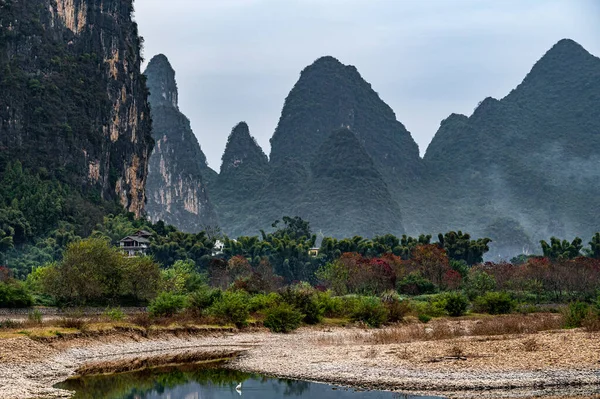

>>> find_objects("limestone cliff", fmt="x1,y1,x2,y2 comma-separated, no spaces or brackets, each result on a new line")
144,54,218,232
0,0,153,217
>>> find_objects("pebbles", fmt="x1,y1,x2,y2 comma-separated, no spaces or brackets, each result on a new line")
0,327,599,399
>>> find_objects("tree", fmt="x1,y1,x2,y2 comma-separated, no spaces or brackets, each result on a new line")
438,231,491,265
268,216,312,241
410,244,450,288
43,238,124,304
123,256,161,303
540,237,583,260
585,233,600,259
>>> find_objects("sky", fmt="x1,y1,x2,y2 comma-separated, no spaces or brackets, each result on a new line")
134,0,600,171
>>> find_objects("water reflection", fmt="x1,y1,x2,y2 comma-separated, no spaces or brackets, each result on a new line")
56,363,443,399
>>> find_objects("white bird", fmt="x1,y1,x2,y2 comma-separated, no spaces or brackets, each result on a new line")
236,382,242,393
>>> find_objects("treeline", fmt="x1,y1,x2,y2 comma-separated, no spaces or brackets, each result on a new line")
2,213,600,310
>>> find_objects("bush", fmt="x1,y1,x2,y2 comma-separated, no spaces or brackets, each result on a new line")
188,286,222,313
263,303,304,333
104,307,125,321
27,309,43,324
210,290,250,328
418,314,431,323
248,292,281,313
397,272,436,295
280,283,324,325
350,296,388,328
0,281,33,308
57,317,87,330
562,301,590,328
464,270,496,300
148,292,187,317
380,290,411,323
474,292,515,315
315,291,345,318
443,292,469,317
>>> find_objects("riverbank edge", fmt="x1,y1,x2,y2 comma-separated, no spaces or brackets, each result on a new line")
1,327,599,399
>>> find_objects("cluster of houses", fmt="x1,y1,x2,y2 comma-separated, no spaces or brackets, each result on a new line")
118,230,320,258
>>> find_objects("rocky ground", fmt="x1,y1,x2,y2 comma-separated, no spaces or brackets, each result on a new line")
0,323,599,399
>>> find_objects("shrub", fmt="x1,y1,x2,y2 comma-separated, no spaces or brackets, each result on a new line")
210,290,250,328
248,292,281,313
474,292,515,315
464,270,496,300
280,283,324,324
562,301,590,328
0,281,33,308
148,292,187,317
263,303,304,333
381,290,411,323
350,296,388,328
104,307,125,321
418,314,431,323
188,286,222,313
27,309,43,324
443,292,469,317
397,272,436,295
0,319,21,329
315,291,345,318
57,317,87,330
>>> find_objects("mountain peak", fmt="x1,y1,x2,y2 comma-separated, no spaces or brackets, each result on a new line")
144,54,178,109
506,39,599,103
220,122,268,175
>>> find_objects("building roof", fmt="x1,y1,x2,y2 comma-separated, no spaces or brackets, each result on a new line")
134,230,153,237
120,235,150,244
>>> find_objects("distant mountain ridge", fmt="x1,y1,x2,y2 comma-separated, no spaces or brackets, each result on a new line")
419,38,600,255
145,39,600,256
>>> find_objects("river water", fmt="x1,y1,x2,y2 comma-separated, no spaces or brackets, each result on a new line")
55,364,444,399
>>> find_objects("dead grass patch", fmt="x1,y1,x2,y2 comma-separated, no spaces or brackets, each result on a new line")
521,337,539,352
470,313,561,336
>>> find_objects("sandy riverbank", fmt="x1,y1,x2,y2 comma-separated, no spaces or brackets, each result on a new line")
0,322,599,399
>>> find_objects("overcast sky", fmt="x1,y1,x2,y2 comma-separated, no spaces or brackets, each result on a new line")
134,0,600,171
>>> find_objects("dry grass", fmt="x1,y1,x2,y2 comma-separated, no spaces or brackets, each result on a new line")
56,317,89,330
368,321,467,344
365,314,562,345
582,313,600,332
470,314,562,336
521,337,539,352
447,343,465,357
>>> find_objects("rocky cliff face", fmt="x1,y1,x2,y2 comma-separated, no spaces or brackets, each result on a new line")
0,0,153,217
144,54,218,232
422,39,600,248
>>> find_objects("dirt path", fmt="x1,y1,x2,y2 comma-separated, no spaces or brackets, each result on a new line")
0,325,599,399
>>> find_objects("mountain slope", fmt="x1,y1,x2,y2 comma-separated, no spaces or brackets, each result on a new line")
144,54,218,232
298,129,405,237
210,122,270,236
422,39,600,249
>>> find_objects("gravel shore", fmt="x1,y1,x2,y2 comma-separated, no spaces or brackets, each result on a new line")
0,326,599,399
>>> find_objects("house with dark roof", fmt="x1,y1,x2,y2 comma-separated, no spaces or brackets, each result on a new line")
119,230,153,257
